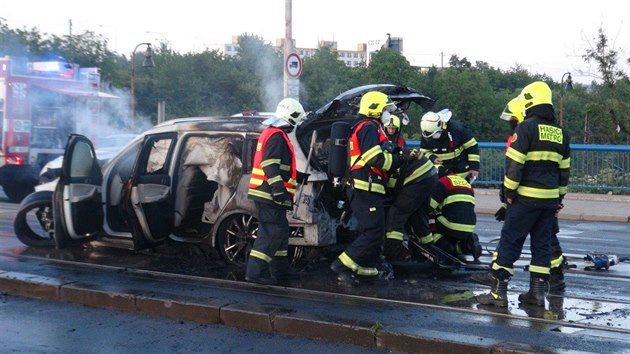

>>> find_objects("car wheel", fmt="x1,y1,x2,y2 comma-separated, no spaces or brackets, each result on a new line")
13,191,55,247
216,213,258,268
3,182,35,203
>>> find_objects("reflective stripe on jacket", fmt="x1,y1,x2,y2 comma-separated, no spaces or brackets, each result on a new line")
502,115,570,208
248,127,297,204
419,120,479,174
348,118,393,194
430,174,476,234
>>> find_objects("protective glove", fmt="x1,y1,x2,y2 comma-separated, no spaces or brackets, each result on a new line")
494,204,507,222
555,202,564,217
272,191,293,208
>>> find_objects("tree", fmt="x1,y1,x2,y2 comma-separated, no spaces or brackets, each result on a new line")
581,27,630,141
300,47,353,110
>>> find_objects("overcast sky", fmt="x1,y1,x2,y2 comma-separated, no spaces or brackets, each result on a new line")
1,0,629,84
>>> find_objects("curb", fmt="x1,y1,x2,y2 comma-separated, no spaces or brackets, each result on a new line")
0,269,537,353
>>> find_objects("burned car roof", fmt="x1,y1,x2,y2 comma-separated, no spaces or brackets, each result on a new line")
149,116,268,135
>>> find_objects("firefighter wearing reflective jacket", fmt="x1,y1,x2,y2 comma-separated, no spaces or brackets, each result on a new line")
245,98,305,285
476,96,569,292
423,166,481,260
476,81,571,307
383,138,438,261
420,109,480,181
330,91,403,284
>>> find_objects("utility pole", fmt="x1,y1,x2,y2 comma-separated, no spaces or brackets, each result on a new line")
68,19,72,36
283,0,293,98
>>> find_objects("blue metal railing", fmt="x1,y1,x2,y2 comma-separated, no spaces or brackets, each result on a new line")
407,141,630,192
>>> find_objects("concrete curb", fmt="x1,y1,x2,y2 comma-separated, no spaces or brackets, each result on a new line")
0,269,538,353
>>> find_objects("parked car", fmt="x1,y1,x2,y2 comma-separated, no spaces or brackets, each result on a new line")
45,85,435,266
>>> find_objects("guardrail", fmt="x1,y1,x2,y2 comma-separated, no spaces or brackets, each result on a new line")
407,141,630,193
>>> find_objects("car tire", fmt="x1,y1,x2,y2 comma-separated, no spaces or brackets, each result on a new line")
216,213,258,268
13,191,55,247
3,182,35,203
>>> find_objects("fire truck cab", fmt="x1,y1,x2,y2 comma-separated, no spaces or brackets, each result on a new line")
0,56,116,202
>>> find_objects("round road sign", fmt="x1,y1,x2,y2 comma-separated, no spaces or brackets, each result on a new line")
286,52,302,79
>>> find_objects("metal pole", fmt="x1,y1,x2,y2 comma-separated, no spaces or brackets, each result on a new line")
283,0,293,98
130,54,136,131
559,93,564,127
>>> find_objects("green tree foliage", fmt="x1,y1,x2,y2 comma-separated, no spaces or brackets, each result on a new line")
2,20,628,144
581,28,630,142
300,47,353,110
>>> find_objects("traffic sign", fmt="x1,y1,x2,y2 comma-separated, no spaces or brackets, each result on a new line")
285,52,302,79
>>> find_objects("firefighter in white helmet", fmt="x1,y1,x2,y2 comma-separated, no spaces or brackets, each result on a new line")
245,98,307,284
419,109,480,182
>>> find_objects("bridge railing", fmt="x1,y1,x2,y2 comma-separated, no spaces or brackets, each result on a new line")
406,141,630,193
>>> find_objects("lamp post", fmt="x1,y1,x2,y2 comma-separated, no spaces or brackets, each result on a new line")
130,43,155,131
559,72,573,127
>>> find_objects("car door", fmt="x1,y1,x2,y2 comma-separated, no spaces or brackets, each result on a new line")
122,133,176,250
53,134,103,249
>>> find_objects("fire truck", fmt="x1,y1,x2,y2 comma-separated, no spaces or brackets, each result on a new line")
0,56,116,202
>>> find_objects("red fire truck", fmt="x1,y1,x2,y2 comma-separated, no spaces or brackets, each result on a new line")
0,56,116,202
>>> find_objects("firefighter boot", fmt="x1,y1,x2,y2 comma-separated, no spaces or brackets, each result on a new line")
548,256,567,292
468,233,482,261
475,271,509,307
270,257,299,281
245,257,277,285
330,258,360,286
518,275,548,306
470,271,494,287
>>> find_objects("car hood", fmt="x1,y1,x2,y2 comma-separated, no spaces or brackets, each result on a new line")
303,84,434,126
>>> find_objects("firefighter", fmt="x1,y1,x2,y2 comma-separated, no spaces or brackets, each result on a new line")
475,96,569,291
383,114,406,148
476,81,570,307
423,165,481,260
383,129,438,262
420,109,480,181
330,91,404,284
245,98,306,285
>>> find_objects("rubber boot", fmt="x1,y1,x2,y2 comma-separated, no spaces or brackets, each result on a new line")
330,258,359,287
469,233,482,261
270,257,299,281
470,271,494,287
475,272,509,307
245,257,277,285
518,275,547,306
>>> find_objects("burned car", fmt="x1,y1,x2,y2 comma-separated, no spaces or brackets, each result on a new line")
40,85,434,266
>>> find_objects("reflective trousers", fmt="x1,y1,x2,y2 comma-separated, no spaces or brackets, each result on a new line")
495,198,555,277
344,188,385,269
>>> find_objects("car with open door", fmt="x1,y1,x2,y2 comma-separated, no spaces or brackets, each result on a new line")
51,84,434,267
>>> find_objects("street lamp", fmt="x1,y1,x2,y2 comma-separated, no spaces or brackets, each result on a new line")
130,43,155,131
559,72,573,127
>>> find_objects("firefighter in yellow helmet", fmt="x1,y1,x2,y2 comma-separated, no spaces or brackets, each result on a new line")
419,109,480,181
383,114,406,147
245,98,306,285
476,82,571,307
474,95,569,292
330,91,405,285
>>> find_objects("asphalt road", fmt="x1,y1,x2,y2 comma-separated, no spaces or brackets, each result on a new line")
1,188,629,352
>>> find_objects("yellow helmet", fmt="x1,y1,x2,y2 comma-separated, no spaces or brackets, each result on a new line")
383,114,401,130
499,97,525,123
519,81,552,110
358,91,396,118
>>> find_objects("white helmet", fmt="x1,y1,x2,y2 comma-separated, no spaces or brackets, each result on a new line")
264,98,306,128
421,109,451,139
